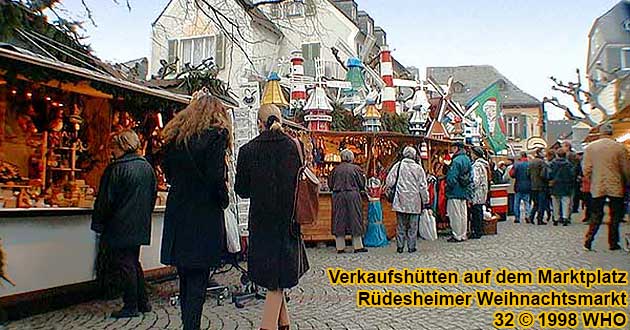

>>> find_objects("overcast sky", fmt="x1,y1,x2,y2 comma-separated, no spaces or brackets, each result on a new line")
60,0,620,119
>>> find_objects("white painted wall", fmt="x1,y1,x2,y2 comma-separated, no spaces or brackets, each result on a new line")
149,0,359,86
262,0,361,61
0,213,165,297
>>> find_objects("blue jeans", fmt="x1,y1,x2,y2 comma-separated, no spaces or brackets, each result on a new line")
514,192,531,222
529,190,548,223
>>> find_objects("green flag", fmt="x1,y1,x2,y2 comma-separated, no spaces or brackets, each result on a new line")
466,82,508,153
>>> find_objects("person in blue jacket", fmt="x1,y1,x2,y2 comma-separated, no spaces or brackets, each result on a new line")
510,152,532,224
445,141,473,243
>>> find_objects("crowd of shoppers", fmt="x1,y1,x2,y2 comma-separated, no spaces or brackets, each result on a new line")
89,89,629,330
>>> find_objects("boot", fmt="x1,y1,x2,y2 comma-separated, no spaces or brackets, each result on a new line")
111,307,140,319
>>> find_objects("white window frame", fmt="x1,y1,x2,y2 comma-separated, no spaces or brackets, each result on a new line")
506,115,520,140
168,35,217,72
366,20,373,36
269,3,282,19
304,0,316,16
621,47,630,70
285,0,304,17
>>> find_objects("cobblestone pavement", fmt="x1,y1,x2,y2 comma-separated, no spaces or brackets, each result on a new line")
5,219,630,330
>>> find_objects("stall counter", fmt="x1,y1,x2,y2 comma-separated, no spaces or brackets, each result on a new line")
300,193,398,243
0,208,167,299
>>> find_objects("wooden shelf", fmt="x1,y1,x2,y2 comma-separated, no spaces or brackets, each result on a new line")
49,168,82,172
0,184,31,189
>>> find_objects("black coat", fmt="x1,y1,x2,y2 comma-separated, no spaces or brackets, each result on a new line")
161,128,229,269
235,130,309,290
92,153,157,249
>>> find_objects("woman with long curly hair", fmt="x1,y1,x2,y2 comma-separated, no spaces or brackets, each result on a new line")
160,89,232,330
235,104,309,330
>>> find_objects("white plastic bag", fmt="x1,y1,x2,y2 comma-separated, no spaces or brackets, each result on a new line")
418,209,437,241
225,206,241,254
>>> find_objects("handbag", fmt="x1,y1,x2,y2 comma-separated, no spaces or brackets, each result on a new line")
292,138,320,225
385,161,403,203
183,140,240,253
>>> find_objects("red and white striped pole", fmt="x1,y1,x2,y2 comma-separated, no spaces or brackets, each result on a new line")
290,50,307,107
380,45,396,113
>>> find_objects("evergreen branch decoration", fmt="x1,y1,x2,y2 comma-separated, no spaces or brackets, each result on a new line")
330,102,362,132
381,112,410,134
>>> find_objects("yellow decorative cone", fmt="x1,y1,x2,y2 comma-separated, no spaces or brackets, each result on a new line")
261,72,288,107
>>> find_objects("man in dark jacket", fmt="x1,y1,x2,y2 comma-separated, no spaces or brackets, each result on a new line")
446,141,472,242
510,152,531,224
529,149,548,225
92,129,157,318
548,149,575,226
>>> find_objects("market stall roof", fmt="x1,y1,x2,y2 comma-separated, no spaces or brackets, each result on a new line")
0,46,190,104
309,130,452,144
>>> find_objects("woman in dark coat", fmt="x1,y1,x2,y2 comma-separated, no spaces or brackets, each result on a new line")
235,104,309,330
328,149,367,254
92,129,157,318
160,90,230,330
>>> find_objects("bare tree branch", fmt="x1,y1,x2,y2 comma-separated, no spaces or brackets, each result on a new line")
80,0,97,26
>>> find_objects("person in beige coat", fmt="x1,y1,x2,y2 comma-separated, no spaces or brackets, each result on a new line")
583,123,630,251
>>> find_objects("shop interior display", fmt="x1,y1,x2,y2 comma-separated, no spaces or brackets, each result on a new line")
0,81,173,209
310,132,448,193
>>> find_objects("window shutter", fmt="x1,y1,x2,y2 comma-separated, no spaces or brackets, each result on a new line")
520,114,528,139
302,43,313,76
215,34,226,69
312,42,321,60
621,48,630,69
167,40,179,64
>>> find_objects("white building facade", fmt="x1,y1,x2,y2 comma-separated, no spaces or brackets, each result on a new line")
149,0,369,87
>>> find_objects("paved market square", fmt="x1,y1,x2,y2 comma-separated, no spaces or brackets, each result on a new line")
4,219,630,330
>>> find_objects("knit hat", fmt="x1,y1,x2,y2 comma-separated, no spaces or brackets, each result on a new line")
472,146,485,158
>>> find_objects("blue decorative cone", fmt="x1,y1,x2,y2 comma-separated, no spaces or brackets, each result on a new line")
363,200,389,247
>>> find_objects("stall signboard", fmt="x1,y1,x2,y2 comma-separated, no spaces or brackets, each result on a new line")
231,82,261,235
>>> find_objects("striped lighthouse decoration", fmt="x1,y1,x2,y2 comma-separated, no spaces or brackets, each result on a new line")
290,50,307,111
380,45,396,113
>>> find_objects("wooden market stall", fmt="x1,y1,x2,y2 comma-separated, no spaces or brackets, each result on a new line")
295,130,454,242
0,46,188,312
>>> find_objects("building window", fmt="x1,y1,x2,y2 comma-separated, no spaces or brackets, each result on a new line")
452,81,464,93
366,20,373,35
167,39,178,64
285,0,304,17
621,48,630,70
270,3,282,18
168,35,225,72
497,79,507,91
506,115,520,139
302,42,321,77
304,0,316,16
